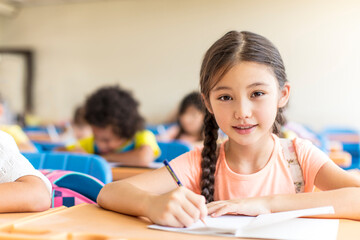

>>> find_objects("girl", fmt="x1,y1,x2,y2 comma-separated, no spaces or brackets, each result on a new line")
158,91,206,147
97,31,360,227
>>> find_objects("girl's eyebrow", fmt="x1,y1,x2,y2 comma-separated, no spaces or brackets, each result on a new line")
247,82,269,88
213,82,269,92
212,86,232,92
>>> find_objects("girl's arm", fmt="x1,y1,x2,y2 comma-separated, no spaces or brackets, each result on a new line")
156,125,180,142
97,167,207,227
0,175,51,212
101,145,155,166
208,161,360,220
17,142,38,153
55,146,87,153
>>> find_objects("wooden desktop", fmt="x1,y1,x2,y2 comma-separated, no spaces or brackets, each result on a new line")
0,204,358,239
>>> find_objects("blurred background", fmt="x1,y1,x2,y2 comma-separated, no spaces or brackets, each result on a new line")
0,0,359,129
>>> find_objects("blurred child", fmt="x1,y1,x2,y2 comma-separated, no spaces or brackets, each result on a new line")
158,92,205,147
0,95,37,152
71,106,92,140
65,86,160,167
57,105,92,146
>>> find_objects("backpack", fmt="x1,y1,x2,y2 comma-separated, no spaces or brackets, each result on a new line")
280,138,305,193
40,170,104,207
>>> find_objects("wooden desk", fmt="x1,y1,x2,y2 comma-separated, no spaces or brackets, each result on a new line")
0,204,358,239
112,167,155,181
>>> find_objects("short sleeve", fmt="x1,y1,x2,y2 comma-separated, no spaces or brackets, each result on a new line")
293,137,330,192
168,147,202,194
134,130,161,158
66,137,95,154
0,131,52,195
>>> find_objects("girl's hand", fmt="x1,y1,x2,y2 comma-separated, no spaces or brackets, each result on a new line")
146,187,207,228
207,197,271,217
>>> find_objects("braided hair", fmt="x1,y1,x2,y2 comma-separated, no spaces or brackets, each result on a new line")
199,31,288,203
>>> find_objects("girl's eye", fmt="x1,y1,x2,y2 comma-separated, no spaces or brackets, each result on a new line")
218,95,232,101
251,91,265,98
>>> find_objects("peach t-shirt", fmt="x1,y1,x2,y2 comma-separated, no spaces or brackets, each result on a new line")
170,135,329,201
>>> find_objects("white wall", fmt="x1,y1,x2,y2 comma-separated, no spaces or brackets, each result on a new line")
0,0,359,130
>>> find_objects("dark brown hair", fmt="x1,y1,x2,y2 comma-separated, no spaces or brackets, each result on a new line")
73,106,87,126
175,91,206,141
84,85,145,139
200,31,288,203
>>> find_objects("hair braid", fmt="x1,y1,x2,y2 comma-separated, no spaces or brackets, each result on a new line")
273,107,286,136
200,111,219,203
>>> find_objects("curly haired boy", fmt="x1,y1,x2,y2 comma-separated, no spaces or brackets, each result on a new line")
66,86,160,166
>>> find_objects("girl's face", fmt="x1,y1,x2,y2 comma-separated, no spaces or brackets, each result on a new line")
91,125,126,154
205,61,290,146
179,105,204,136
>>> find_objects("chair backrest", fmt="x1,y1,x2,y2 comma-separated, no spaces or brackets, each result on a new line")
146,123,176,135
22,152,112,184
155,141,192,162
32,141,65,152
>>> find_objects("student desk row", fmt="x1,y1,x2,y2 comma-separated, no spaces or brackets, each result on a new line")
111,162,163,181
0,203,359,239
112,166,154,181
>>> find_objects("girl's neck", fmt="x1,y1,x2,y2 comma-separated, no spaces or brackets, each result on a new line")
224,134,275,174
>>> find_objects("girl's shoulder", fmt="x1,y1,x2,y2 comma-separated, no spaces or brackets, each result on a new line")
276,135,329,171
275,135,318,154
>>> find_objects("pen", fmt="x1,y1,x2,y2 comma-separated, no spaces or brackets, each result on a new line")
163,159,207,226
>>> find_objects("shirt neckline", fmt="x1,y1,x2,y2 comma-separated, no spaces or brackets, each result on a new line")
217,135,278,181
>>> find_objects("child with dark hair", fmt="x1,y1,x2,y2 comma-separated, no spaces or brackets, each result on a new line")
97,31,360,227
56,105,92,146
66,86,160,166
158,91,205,147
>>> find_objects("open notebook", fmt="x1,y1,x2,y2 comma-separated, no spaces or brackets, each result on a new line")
149,206,339,240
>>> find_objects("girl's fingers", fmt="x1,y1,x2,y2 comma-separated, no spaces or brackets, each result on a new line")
166,214,185,228
207,201,226,214
184,190,208,219
180,196,201,221
174,204,198,227
206,200,225,208
211,204,234,217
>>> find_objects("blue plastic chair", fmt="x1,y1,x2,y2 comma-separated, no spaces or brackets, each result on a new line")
155,141,192,162
320,126,360,169
146,123,176,135
32,141,65,152
22,152,112,184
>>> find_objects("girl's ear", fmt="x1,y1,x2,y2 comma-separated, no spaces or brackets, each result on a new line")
278,82,291,108
201,94,213,114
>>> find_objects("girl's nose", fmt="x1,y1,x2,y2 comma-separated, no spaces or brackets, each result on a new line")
234,100,251,119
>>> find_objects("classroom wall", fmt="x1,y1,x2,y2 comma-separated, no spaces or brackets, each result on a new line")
0,0,359,130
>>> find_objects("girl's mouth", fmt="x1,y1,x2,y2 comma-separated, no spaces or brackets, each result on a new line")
232,125,257,134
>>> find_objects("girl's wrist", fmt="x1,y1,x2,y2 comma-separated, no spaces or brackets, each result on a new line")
142,192,158,217
266,194,277,213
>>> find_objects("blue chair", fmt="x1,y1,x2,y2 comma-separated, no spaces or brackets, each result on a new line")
23,125,63,134
146,123,176,135
320,127,360,169
32,141,65,152
22,152,112,184
155,141,192,162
